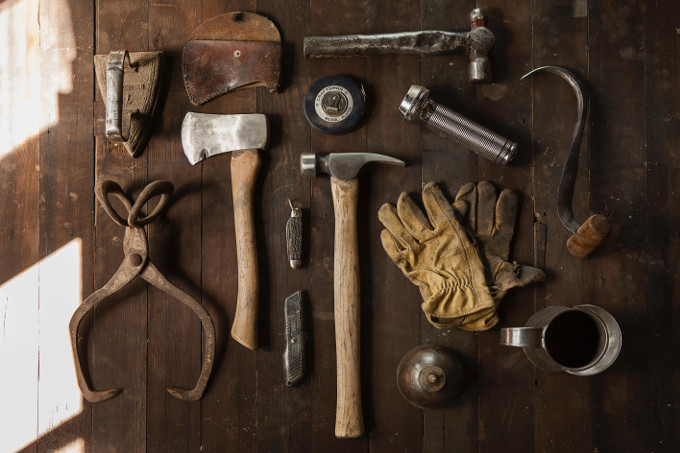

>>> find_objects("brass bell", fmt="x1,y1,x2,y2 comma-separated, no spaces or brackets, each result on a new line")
396,344,464,409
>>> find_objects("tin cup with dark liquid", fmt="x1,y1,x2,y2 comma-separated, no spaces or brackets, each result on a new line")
500,305,622,376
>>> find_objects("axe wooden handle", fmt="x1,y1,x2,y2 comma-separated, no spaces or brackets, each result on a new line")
330,176,364,438
566,214,612,258
230,149,261,350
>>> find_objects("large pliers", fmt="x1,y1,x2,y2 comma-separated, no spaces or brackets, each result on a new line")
69,180,215,402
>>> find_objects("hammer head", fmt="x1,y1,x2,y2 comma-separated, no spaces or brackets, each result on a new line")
181,112,269,165
301,152,405,180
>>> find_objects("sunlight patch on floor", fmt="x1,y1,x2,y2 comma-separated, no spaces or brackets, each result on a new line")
0,239,83,453
0,0,75,158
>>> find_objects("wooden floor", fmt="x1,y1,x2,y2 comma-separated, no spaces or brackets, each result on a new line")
1,0,679,451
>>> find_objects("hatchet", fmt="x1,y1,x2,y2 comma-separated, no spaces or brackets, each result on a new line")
182,112,268,350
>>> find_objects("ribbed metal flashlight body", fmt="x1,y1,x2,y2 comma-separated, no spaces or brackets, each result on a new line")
424,102,516,164
400,85,517,165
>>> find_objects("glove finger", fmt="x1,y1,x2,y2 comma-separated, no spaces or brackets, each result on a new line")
476,181,497,236
397,191,433,241
421,182,460,231
452,199,469,223
494,189,520,259
454,182,477,232
380,229,405,263
493,262,546,299
378,202,417,250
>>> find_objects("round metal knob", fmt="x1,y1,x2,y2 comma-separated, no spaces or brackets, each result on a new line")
396,344,463,409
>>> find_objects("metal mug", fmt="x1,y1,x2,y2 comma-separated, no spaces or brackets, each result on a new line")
500,304,622,376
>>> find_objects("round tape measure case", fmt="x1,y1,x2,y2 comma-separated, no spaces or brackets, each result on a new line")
303,75,366,134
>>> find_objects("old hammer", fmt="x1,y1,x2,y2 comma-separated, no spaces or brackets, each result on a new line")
301,152,405,438
182,112,268,350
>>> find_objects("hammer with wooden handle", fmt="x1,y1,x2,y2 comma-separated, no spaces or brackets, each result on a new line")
301,152,405,438
182,112,268,350
522,66,612,258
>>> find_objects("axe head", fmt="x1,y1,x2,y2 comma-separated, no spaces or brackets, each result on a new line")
181,112,269,165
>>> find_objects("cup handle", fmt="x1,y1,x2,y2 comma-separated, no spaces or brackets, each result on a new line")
500,327,544,348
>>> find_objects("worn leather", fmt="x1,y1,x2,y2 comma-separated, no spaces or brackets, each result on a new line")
378,182,495,328
441,181,545,331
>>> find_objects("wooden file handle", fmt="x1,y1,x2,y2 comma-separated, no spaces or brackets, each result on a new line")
230,149,261,350
330,176,364,438
566,214,612,258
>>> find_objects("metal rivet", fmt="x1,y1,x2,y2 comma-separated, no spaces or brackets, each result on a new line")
129,254,142,266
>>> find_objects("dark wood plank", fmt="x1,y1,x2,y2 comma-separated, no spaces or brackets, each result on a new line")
36,0,96,451
528,3,591,452
146,1,203,451
419,1,478,452
643,2,680,450
91,1,150,451
362,0,423,451
198,1,259,452
473,1,535,451
588,1,649,452
252,1,314,451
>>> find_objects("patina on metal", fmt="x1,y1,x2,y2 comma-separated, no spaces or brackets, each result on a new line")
283,290,306,386
69,180,216,403
399,84,518,165
396,345,464,409
94,50,165,157
521,66,612,257
286,199,303,269
304,8,494,83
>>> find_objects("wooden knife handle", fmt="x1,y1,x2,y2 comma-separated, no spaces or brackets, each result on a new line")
566,214,612,258
230,149,261,350
330,176,364,438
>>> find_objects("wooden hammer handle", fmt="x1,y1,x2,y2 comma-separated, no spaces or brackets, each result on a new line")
566,214,612,258
330,176,364,438
230,149,261,350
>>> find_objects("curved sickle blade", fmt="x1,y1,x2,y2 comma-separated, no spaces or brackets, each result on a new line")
325,152,406,180
521,65,586,234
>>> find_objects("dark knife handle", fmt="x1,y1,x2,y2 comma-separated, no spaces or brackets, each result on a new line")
284,290,305,386
286,200,303,269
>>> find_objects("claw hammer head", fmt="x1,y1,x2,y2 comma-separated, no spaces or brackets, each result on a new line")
300,152,405,180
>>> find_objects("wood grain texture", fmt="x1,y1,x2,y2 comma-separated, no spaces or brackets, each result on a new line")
146,0,202,450
230,148,262,350
330,176,363,438
4,0,680,451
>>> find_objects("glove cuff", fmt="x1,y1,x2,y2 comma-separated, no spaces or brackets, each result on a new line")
422,282,495,320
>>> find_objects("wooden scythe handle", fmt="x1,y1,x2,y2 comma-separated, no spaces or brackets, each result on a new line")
230,149,261,350
330,176,364,438
566,213,612,258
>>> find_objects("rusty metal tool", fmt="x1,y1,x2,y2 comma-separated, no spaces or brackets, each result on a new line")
94,50,165,157
304,8,494,83
69,180,215,403
522,66,612,258
283,290,306,386
182,11,281,105
181,112,269,350
301,152,405,438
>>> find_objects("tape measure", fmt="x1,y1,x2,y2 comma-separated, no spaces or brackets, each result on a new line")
303,75,365,134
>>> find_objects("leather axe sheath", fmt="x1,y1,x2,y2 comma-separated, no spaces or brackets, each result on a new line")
182,11,281,105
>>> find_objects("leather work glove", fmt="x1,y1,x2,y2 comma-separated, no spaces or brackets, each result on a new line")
378,182,496,329
443,181,545,331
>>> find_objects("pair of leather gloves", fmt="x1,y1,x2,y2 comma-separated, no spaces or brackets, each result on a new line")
378,182,545,331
